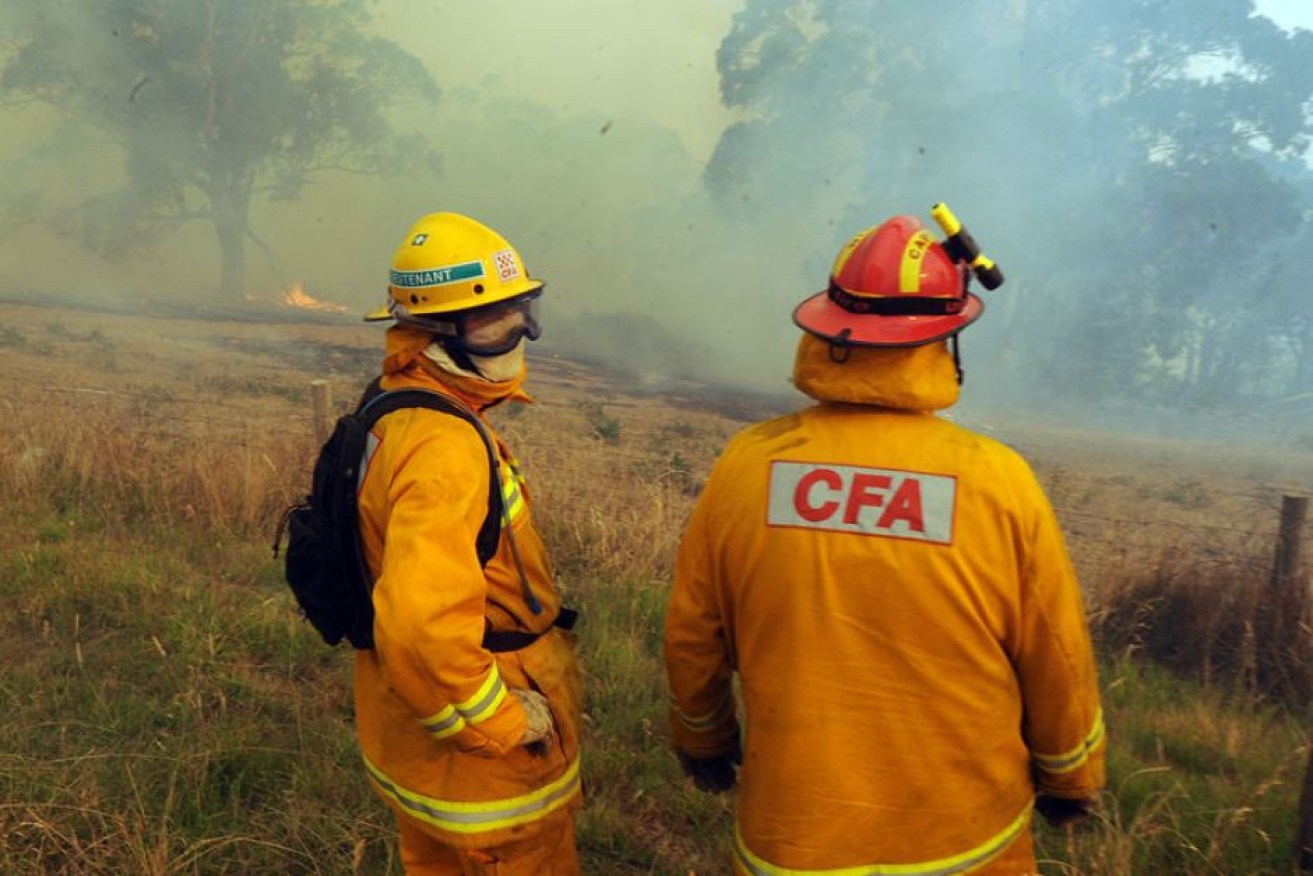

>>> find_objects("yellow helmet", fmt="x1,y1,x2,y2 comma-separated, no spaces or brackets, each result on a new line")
364,212,544,322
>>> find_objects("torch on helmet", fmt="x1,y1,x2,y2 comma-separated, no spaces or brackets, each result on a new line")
793,211,991,348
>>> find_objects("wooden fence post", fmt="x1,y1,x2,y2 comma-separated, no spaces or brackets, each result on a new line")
1283,494,1312,870
1301,741,1313,870
312,380,332,445
1263,495,1309,670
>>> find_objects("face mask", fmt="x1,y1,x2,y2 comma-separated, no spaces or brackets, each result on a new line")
422,337,526,383
469,338,526,382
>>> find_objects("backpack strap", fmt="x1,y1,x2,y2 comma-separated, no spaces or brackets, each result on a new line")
356,383,502,567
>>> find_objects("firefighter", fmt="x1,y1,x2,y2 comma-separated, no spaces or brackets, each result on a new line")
663,211,1105,874
355,212,582,874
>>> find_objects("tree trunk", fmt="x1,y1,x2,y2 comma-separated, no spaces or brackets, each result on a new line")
211,183,250,300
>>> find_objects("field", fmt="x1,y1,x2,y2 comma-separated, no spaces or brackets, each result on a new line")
1,299,1311,874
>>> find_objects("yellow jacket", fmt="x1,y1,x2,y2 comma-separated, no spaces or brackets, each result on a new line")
664,336,1104,874
353,327,582,849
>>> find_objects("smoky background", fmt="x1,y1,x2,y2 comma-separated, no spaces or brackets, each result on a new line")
1,0,1312,443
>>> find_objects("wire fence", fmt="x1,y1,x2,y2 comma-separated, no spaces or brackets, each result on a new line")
2,371,1308,548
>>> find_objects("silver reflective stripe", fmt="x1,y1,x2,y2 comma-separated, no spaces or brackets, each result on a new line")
420,705,465,739
364,755,582,834
501,473,526,521
1033,709,1105,775
456,666,507,725
675,692,734,732
732,801,1032,876
358,431,381,494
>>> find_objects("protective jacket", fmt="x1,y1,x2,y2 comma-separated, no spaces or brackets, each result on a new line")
664,335,1104,875
354,326,582,850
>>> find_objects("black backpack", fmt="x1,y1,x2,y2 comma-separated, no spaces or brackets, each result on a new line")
274,379,501,650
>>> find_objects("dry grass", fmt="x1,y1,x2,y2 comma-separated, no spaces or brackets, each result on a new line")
1,300,1311,873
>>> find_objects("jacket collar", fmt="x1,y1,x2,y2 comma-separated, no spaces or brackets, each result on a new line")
381,324,532,411
791,333,960,412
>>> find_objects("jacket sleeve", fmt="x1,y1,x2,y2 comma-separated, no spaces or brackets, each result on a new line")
663,472,740,759
368,412,527,757
1009,461,1106,800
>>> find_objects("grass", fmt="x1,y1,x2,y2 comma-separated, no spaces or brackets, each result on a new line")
1,300,1312,874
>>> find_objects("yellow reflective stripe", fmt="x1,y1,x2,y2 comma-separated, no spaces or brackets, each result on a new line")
420,704,466,740
363,755,581,835
457,665,507,726
675,692,734,732
733,802,1032,875
1033,708,1105,775
501,473,526,521
898,230,935,294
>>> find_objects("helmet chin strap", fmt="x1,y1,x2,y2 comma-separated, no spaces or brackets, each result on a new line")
950,334,964,385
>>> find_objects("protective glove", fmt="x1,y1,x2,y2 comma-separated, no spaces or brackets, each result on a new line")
676,740,742,793
1035,794,1095,828
511,688,555,749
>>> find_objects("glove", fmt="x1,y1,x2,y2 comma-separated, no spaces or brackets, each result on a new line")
676,741,742,793
511,688,555,749
1035,794,1095,828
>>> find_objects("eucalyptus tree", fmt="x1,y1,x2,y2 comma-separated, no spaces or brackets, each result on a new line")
1,0,438,299
705,0,1313,405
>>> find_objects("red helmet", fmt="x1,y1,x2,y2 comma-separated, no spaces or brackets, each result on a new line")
793,215,984,347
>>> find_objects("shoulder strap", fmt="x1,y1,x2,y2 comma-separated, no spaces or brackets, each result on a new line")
357,382,503,567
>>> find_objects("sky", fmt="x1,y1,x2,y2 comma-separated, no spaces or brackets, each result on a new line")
1252,0,1313,31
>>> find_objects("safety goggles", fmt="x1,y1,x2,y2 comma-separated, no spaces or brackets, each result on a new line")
450,292,542,357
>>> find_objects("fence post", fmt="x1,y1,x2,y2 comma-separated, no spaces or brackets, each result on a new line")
312,380,332,445
1301,740,1313,870
1284,494,1312,870
1268,496,1309,658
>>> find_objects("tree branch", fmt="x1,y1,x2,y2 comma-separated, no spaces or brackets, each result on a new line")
245,225,289,288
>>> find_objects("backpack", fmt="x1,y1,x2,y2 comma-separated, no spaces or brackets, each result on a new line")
273,379,502,650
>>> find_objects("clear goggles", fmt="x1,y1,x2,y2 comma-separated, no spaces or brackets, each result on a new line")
456,293,542,356
395,291,542,357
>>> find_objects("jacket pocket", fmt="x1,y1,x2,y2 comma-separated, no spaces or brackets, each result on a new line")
513,628,583,767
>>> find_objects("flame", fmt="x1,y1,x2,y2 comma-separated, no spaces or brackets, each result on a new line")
281,281,347,313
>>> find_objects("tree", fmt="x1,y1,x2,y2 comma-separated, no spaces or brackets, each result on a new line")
1,0,438,299
704,0,1313,409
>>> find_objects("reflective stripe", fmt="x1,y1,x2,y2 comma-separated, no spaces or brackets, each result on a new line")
457,665,508,726
898,230,935,294
1033,709,1105,775
501,472,526,521
733,802,1032,876
364,754,582,835
420,705,465,740
358,431,381,494
675,692,735,733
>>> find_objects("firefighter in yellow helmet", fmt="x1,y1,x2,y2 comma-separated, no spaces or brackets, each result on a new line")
355,212,582,874
663,207,1105,875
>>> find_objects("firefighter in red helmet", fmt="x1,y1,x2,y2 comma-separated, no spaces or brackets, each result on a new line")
664,206,1105,875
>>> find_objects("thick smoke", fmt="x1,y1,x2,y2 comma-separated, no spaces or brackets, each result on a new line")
2,0,1311,435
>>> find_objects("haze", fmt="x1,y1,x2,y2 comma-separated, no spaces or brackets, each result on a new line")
1,1,1311,441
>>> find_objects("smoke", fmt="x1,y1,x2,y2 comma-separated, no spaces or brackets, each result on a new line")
2,0,1311,438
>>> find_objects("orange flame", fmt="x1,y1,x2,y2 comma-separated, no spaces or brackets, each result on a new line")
282,281,347,313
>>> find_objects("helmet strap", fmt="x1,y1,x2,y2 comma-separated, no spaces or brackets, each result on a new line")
950,334,964,385
828,330,853,364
